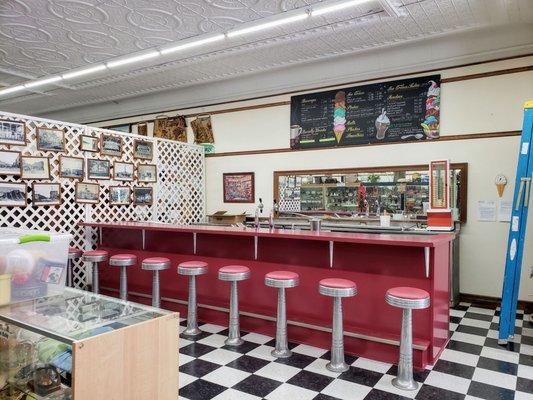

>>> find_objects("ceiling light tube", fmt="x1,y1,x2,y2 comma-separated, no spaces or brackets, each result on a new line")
63,64,107,79
160,34,226,55
226,12,308,38
24,76,63,89
106,51,160,69
0,85,25,96
311,0,370,16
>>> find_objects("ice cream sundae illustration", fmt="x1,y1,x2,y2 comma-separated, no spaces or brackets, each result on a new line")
421,80,440,139
375,109,390,140
333,91,346,143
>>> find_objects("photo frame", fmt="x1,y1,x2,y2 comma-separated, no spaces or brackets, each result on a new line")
137,164,157,183
75,182,99,204
223,172,255,203
80,135,99,152
21,156,51,180
133,139,153,160
100,134,123,157
87,159,110,180
113,162,134,181
37,127,65,152
109,186,131,205
0,182,27,206
0,119,26,146
32,183,61,206
59,156,84,180
0,150,22,175
133,186,153,206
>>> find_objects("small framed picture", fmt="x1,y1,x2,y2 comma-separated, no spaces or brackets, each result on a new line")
113,162,134,181
0,182,26,206
21,156,50,180
133,186,153,206
0,120,26,146
75,182,99,204
80,135,99,152
137,164,157,183
32,183,61,206
37,127,65,152
110,186,131,205
59,156,84,179
223,172,255,203
87,159,110,180
100,134,123,157
0,150,21,175
133,139,153,160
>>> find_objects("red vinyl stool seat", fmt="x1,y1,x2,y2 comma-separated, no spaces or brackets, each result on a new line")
265,271,299,288
178,260,208,276
82,249,108,262
68,247,82,260
141,257,171,271
385,287,430,309
319,278,357,297
218,265,251,281
109,254,137,267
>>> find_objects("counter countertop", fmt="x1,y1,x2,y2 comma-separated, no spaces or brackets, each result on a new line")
80,221,454,248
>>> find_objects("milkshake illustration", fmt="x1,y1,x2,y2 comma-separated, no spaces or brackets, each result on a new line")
375,109,390,140
333,91,346,143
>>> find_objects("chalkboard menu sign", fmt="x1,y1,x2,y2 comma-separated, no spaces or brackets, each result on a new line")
290,75,440,149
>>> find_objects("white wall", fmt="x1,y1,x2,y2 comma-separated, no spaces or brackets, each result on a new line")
93,56,533,301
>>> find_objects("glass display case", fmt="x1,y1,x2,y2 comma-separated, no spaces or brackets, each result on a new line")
0,288,178,400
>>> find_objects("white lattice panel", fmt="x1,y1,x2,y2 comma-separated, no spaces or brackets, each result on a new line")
0,111,205,289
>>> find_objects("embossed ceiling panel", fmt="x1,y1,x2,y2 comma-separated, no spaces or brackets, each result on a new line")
0,0,532,116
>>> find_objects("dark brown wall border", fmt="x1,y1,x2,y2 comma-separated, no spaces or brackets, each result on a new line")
460,292,532,314
441,65,533,83
206,130,521,158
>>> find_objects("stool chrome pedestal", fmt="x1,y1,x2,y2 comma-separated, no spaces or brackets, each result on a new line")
67,247,82,287
218,265,250,346
82,250,109,294
109,254,137,301
265,271,299,358
385,286,430,391
141,257,171,308
319,278,357,373
178,260,208,336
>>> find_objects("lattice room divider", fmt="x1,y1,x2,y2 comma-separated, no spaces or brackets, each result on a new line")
0,111,205,289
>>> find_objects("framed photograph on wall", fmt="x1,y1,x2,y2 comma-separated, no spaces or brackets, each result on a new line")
32,183,61,206
21,156,50,180
137,164,157,183
75,182,99,204
113,162,134,181
223,172,255,203
59,156,84,179
0,150,21,175
0,182,26,206
80,135,99,152
133,139,153,160
110,186,131,205
37,127,65,152
133,186,153,206
100,134,123,157
87,159,110,180
0,120,26,146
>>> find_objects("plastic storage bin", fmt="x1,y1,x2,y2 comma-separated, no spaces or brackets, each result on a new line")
0,229,72,305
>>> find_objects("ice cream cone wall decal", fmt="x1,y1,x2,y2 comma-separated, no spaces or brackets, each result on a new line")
333,91,346,143
495,174,507,197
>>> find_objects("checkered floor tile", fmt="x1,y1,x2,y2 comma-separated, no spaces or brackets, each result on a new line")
178,304,533,400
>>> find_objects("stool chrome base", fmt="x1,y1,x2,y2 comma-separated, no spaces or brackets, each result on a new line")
271,349,292,358
326,361,349,373
183,327,202,336
225,337,244,346
392,377,419,391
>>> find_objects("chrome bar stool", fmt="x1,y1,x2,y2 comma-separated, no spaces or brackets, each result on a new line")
319,278,357,373
178,260,208,336
265,271,299,358
109,254,137,301
82,250,109,294
67,247,82,288
385,286,430,391
141,257,171,308
218,265,250,346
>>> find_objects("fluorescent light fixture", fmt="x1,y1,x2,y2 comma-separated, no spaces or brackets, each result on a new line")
0,85,25,96
311,0,370,16
106,51,160,69
63,64,107,79
226,13,308,38
161,34,226,55
24,76,63,89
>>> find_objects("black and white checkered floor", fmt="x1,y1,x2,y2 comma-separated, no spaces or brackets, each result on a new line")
178,303,533,400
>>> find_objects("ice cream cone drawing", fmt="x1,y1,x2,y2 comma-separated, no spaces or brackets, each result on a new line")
375,109,390,140
333,91,346,143
421,79,440,138
495,174,507,197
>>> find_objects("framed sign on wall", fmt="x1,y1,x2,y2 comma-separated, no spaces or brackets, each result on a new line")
223,172,255,203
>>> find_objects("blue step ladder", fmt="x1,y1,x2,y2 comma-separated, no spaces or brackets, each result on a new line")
499,100,533,344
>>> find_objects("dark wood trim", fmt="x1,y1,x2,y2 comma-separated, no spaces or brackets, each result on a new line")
88,53,533,125
207,131,521,158
459,292,532,314
441,65,533,83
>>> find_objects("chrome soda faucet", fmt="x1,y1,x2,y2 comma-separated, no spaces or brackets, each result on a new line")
255,198,264,228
